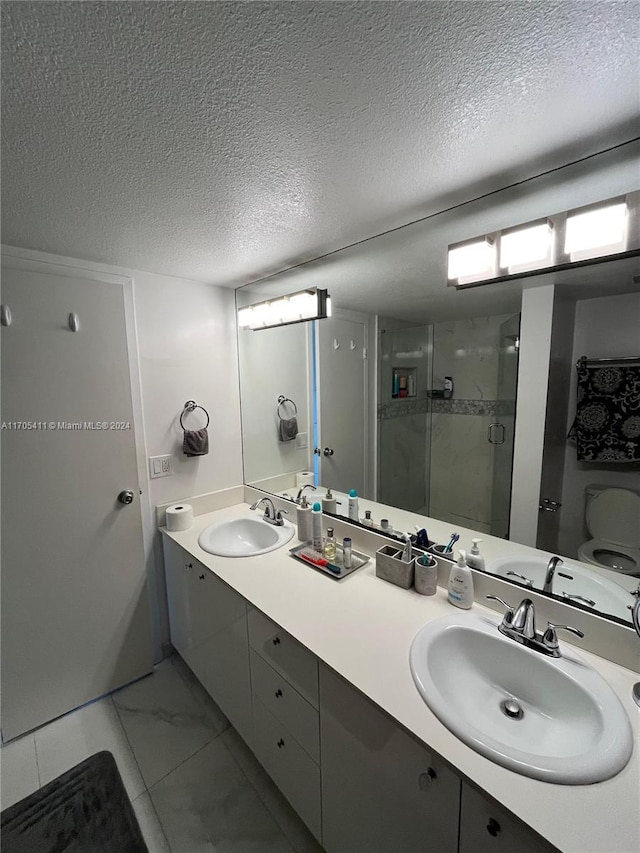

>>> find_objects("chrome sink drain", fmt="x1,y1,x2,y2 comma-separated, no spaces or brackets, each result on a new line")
500,698,524,720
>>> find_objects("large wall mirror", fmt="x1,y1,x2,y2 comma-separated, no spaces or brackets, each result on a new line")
237,141,640,628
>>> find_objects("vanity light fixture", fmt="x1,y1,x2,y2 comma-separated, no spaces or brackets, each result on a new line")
499,220,554,273
447,237,496,285
564,200,627,260
238,287,331,331
448,191,639,289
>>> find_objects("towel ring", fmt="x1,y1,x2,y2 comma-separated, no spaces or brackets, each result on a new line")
180,400,210,430
277,395,297,420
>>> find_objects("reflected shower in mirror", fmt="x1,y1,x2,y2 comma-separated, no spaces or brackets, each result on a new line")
236,142,640,626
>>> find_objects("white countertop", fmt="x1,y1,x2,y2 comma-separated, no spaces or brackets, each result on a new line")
162,502,640,853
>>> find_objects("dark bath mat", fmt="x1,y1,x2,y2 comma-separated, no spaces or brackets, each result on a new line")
1,750,148,853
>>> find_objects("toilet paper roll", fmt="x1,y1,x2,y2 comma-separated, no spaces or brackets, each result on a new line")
166,503,194,531
295,471,315,489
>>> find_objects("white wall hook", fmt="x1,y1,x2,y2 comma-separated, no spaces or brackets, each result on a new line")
1,305,12,327
350,339,356,350
68,312,80,332
333,338,340,350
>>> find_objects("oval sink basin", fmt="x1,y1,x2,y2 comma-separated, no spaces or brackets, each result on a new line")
198,516,294,557
487,555,633,621
410,612,633,784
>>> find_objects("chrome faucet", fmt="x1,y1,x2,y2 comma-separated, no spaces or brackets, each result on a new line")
295,484,316,503
249,497,287,527
543,555,563,594
486,595,584,658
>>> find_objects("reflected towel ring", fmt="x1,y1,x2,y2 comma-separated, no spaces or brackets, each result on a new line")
180,400,210,430
276,395,297,419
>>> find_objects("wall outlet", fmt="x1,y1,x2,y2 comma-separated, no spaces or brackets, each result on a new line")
149,454,173,478
296,432,308,449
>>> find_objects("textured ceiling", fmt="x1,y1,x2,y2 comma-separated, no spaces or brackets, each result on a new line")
2,1,639,288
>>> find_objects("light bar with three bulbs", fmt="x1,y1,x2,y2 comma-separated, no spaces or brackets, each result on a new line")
238,287,331,331
447,193,639,288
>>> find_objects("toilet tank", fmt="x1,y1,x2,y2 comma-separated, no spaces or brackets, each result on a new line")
584,484,640,545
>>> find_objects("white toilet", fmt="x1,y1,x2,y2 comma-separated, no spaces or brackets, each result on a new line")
577,485,640,576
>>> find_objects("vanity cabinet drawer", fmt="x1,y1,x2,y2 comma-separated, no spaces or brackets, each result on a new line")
250,650,319,763
248,609,318,708
459,782,559,853
253,695,322,841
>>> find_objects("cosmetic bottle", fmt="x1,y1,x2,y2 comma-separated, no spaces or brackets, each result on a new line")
323,527,337,561
447,550,474,609
342,537,352,569
296,495,312,542
362,510,374,527
466,539,485,571
348,489,359,521
322,488,337,514
311,502,323,552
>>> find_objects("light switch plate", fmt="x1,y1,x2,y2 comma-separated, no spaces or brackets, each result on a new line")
149,454,173,478
296,432,308,449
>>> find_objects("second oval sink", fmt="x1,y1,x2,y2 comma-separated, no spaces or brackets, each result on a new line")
410,612,633,784
198,516,294,557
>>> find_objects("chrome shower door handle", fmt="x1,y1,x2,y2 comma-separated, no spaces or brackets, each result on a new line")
487,423,505,444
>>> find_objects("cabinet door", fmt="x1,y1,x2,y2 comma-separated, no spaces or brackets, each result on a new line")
162,538,252,745
320,665,459,853
459,782,559,853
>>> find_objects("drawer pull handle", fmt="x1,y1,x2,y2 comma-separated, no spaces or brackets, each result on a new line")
275,689,283,698
277,738,285,748
486,818,501,837
272,637,281,646
199,574,205,580
417,768,437,791
186,563,193,570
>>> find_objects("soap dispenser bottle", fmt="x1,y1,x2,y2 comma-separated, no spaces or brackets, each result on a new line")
296,495,312,542
466,539,485,571
448,550,474,609
322,488,337,514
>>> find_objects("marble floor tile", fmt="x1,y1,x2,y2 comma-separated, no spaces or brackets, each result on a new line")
150,738,294,853
113,658,222,789
170,653,230,734
132,791,172,853
0,733,40,810
222,728,323,853
34,696,145,800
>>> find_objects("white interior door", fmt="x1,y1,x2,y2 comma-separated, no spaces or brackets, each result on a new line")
1,267,152,741
316,313,368,496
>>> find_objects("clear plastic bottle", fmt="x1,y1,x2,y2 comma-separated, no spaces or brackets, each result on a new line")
323,527,337,561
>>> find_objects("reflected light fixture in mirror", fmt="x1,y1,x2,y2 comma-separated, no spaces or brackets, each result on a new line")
448,192,639,288
238,287,331,330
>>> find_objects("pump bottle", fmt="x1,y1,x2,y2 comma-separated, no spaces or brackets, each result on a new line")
447,550,474,609
466,539,485,571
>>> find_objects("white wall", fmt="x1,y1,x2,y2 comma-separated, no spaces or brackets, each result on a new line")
558,291,640,558
238,321,312,484
510,285,555,546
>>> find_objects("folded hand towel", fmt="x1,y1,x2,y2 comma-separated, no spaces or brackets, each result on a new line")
183,428,209,457
278,416,298,442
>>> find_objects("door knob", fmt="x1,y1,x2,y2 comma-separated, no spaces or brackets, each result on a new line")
323,447,334,457
117,490,134,505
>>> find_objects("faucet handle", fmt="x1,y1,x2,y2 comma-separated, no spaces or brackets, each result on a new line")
275,508,289,522
486,595,514,626
542,622,585,654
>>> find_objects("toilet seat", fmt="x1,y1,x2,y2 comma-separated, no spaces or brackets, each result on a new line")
577,539,640,576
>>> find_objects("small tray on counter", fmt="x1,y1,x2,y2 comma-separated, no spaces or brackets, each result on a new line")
289,542,370,580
